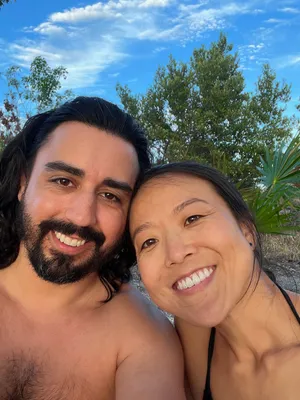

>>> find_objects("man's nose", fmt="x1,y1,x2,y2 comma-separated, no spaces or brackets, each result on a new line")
164,233,195,268
64,191,97,227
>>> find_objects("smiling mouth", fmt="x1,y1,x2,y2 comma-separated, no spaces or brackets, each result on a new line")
54,231,86,248
175,266,215,291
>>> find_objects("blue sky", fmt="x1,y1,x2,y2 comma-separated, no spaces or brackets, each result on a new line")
0,0,300,115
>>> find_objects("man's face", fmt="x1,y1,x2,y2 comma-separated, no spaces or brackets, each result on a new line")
18,121,139,284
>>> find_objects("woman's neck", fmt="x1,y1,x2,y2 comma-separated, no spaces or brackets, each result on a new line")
217,271,300,363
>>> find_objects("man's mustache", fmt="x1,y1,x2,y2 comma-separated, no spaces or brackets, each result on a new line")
39,219,106,247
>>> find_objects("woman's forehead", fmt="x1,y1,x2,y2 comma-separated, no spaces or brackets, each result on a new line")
130,174,224,221
135,173,217,200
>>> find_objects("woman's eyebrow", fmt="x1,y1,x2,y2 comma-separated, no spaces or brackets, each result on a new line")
132,222,152,243
132,198,209,242
173,197,209,215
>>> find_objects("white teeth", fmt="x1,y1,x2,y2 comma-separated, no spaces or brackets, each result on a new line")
192,273,201,285
199,270,205,281
185,277,194,288
54,231,86,247
176,267,214,291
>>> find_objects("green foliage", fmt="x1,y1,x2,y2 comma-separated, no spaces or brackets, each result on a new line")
0,0,14,8
2,56,73,114
117,33,296,186
244,135,300,234
0,56,73,147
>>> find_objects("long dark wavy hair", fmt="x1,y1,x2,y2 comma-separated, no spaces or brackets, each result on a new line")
0,96,151,300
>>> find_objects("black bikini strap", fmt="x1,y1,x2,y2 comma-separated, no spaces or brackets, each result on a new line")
276,283,300,325
204,327,216,395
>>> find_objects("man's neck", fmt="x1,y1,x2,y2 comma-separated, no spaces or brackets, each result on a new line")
0,244,107,316
217,271,300,364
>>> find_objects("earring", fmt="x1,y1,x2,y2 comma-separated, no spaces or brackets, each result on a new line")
249,242,253,246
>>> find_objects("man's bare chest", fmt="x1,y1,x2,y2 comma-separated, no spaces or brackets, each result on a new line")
0,311,116,400
0,352,88,400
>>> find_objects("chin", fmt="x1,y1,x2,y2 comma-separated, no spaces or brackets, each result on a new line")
176,306,227,328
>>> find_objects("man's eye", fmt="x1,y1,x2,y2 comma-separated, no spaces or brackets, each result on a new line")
100,192,120,203
141,238,157,250
185,215,201,226
51,178,73,187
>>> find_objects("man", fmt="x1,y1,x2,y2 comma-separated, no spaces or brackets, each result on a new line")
0,97,185,399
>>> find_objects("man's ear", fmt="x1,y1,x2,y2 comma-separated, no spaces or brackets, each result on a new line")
18,174,27,201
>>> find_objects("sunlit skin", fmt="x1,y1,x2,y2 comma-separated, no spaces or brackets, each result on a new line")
130,173,300,400
19,121,137,268
130,174,255,327
0,123,186,399
5,121,139,308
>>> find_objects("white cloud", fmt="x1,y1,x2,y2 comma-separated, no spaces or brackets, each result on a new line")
153,46,167,53
174,2,254,40
108,72,120,77
33,22,66,36
7,35,127,89
265,18,285,23
6,0,272,89
50,3,123,23
139,0,172,8
137,24,182,41
278,7,300,13
253,26,274,42
238,42,266,67
277,54,300,68
50,0,172,24
178,1,209,14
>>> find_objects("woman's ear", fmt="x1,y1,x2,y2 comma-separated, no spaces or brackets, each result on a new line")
240,223,255,248
18,175,27,201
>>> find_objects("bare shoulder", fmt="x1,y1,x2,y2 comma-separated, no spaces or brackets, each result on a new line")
108,284,186,399
109,283,178,344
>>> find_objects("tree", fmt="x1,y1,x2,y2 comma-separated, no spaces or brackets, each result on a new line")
0,56,73,148
0,0,15,8
243,134,300,234
117,33,296,186
2,56,73,114
0,99,21,151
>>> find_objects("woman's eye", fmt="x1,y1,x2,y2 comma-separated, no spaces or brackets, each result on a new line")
52,178,73,187
141,238,157,250
185,215,201,226
100,192,120,203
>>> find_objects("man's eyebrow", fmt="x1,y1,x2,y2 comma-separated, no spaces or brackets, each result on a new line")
45,161,85,178
102,178,133,194
173,197,209,214
132,222,152,243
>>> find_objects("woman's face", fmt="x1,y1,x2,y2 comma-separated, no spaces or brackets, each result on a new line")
130,174,255,326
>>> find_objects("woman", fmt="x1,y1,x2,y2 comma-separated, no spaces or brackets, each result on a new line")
129,161,300,400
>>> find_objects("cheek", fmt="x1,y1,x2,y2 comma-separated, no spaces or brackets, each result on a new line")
24,187,60,222
138,257,165,295
97,209,126,246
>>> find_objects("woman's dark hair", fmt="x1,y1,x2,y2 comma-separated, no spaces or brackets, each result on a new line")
0,96,151,300
132,161,264,272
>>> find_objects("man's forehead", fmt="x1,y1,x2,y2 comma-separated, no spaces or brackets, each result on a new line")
33,121,140,182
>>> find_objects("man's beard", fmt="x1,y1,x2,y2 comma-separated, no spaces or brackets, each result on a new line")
16,200,122,285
